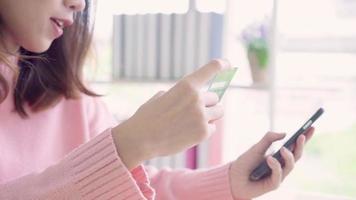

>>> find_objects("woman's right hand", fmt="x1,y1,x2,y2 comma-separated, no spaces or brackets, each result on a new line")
112,59,231,170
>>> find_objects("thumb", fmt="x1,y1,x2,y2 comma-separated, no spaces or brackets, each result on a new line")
251,132,286,155
183,59,231,89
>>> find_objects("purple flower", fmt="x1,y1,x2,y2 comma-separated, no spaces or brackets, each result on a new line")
240,18,270,47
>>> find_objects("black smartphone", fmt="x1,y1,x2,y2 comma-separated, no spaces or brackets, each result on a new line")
249,107,324,181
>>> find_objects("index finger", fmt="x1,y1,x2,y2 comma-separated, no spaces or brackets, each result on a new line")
184,59,231,88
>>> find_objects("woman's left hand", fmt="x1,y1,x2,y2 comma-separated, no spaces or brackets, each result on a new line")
229,127,315,200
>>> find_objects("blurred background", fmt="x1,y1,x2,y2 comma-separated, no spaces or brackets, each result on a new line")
84,0,356,199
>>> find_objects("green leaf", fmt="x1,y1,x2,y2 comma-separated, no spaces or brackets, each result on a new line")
248,39,269,69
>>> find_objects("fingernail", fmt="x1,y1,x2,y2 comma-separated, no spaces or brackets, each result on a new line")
301,135,306,141
282,147,287,153
268,156,276,164
215,58,230,69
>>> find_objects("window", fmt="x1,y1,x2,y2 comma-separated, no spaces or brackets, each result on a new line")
224,0,356,199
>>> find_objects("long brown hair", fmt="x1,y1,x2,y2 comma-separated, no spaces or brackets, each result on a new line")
0,0,99,118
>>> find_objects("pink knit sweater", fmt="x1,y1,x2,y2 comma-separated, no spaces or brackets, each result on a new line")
0,62,235,199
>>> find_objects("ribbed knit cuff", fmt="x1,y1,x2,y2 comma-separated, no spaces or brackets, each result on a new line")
131,165,155,198
186,164,235,200
65,128,147,200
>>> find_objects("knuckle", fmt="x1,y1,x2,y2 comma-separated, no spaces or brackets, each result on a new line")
182,86,200,104
178,85,203,106
179,80,196,93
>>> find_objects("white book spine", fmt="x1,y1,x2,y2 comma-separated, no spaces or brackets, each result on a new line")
113,15,122,80
123,15,136,79
149,157,161,169
174,151,186,169
183,11,197,76
159,14,172,80
160,156,172,168
145,14,158,80
135,15,145,79
196,13,211,67
197,140,209,168
172,14,184,79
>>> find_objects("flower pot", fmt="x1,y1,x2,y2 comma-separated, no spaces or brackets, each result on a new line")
247,51,269,87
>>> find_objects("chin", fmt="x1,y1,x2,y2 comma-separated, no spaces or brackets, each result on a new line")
22,39,53,53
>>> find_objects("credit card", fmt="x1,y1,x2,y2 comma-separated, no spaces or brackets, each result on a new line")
207,67,237,101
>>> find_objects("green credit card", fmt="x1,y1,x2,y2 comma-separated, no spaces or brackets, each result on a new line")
207,67,237,101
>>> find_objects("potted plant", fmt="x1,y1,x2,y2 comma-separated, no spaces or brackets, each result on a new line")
241,19,270,86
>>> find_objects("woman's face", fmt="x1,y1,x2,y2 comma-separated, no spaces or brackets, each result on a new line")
0,0,85,53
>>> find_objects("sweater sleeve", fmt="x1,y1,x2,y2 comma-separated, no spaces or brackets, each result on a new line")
141,164,235,200
83,96,235,200
0,129,149,200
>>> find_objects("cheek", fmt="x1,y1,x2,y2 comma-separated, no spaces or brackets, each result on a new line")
0,2,55,53
5,14,54,53
16,21,54,53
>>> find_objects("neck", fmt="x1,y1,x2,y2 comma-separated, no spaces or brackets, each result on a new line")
0,28,20,56
0,35,18,71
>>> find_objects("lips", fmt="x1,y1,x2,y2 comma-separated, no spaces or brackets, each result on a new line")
51,18,64,29
50,17,73,29
50,18,64,38
50,17,74,38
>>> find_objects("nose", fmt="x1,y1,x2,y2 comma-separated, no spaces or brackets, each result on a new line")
64,0,86,12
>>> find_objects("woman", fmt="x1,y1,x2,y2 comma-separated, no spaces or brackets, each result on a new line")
0,0,314,199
